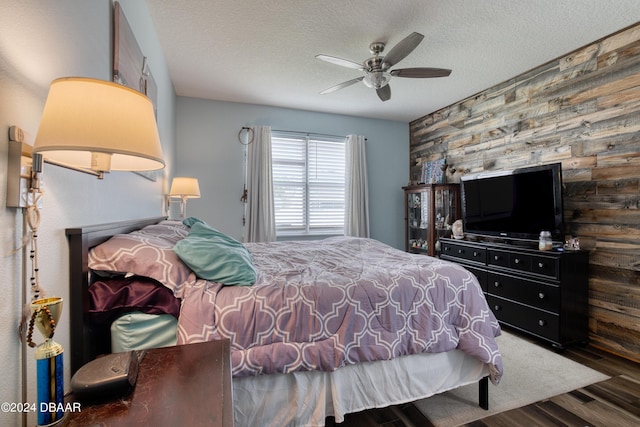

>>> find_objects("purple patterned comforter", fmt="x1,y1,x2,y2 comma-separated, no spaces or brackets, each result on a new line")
176,236,503,383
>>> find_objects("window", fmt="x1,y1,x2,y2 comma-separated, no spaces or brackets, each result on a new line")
271,132,346,236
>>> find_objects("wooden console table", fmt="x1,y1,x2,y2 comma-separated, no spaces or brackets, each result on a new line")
65,340,233,426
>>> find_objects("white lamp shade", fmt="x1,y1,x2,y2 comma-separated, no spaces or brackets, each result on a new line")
33,77,165,171
169,177,201,198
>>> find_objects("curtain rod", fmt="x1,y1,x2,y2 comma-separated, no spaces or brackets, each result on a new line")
241,126,366,141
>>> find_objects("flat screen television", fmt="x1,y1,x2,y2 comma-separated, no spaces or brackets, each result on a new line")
460,163,565,243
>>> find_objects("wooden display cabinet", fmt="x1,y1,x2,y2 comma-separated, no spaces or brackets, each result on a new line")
403,183,460,257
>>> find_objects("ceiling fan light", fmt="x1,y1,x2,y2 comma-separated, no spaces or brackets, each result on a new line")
363,71,391,89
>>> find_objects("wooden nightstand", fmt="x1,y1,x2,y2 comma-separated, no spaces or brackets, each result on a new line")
65,340,233,426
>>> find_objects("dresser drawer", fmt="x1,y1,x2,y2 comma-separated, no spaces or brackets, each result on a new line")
488,249,530,271
487,249,509,268
488,249,559,279
488,272,559,313
487,295,560,342
530,254,559,278
441,242,486,265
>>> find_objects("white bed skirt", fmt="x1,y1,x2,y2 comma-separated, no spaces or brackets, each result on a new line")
111,312,488,427
233,348,488,427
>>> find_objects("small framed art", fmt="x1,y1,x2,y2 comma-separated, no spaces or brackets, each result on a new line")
421,159,446,184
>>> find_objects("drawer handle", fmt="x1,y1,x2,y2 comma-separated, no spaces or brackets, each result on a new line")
514,258,520,264
538,320,546,327
473,251,479,257
538,292,545,299
494,255,500,261
494,305,501,311
494,282,501,288
458,249,464,254
538,262,544,268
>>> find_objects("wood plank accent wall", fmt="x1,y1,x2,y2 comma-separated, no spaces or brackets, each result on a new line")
409,22,640,363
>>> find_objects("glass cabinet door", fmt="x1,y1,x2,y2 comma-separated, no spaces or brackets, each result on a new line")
434,187,458,244
407,191,430,254
404,184,460,257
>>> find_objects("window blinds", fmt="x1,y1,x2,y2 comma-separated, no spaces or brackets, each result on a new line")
271,133,346,235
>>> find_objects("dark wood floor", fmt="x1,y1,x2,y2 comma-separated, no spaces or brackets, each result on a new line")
328,332,640,427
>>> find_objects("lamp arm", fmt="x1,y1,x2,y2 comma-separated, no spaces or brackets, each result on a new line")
43,159,104,179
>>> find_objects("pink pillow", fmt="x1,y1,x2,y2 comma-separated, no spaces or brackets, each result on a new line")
89,221,193,297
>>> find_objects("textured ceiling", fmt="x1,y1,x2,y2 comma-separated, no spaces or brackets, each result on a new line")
145,0,640,122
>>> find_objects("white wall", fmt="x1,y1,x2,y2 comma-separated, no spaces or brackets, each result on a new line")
0,1,175,425
176,97,409,249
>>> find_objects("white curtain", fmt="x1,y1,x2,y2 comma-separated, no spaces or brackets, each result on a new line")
345,134,370,238
244,126,276,242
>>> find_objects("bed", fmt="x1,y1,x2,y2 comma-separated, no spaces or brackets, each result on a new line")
66,217,503,426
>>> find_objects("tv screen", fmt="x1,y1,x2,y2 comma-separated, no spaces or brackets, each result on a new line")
460,163,564,242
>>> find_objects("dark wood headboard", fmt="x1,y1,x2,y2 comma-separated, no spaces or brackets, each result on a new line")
65,216,166,374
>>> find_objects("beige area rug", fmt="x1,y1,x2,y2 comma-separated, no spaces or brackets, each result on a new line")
414,331,610,426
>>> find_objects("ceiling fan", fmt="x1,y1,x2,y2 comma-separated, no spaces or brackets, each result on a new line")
316,32,451,102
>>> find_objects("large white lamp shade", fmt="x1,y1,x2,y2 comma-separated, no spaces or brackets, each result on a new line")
33,77,165,172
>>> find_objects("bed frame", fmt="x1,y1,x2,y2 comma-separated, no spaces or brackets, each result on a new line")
65,216,167,375
65,216,489,414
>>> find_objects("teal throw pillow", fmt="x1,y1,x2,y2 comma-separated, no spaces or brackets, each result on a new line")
173,222,257,286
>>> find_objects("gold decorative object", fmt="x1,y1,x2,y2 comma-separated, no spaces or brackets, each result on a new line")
28,297,65,426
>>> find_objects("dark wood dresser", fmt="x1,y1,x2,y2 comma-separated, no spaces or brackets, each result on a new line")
65,339,233,426
440,237,589,350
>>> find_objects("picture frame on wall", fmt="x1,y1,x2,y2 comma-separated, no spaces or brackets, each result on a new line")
421,159,446,184
113,1,158,181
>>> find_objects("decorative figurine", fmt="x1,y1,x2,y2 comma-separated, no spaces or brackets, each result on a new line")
452,219,464,239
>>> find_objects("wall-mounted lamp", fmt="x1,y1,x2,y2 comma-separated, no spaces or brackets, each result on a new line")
168,177,201,219
9,77,166,426
32,77,165,179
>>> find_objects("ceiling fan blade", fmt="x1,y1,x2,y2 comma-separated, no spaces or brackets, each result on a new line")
382,32,424,69
376,84,391,102
390,67,452,78
315,54,365,70
319,76,364,94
